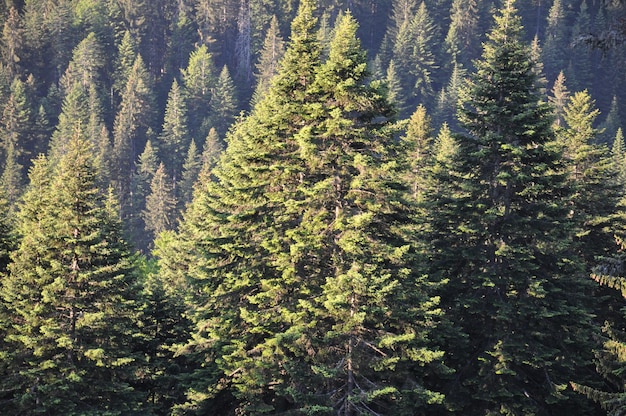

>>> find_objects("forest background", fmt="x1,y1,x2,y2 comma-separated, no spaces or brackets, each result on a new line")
2,0,626,414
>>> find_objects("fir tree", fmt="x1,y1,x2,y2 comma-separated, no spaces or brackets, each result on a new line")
558,90,623,271
433,1,599,413
209,65,238,138
157,78,190,182
542,0,570,81
549,70,571,128
251,15,285,107
158,6,447,413
0,133,146,415
142,163,177,244
600,95,623,146
179,139,202,207
112,54,156,225
0,77,31,170
182,43,217,142
445,0,482,67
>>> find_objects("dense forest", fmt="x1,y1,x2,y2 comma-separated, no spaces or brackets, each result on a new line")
3,0,626,414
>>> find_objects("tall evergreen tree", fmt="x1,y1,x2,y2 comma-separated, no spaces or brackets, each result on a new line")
542,0,570,82
549,70,571,128
445,0,482,67
112,54,156,224
600,95,623,146
558,90,623,271
0,133,146,415
209,65,238,138
0,140,22,212
430,1,599,413
0,77,31,170
182,43,217,142
157,78,190,182
251,15,285,107
179,139,202,207
158,5,447,413
142,162,177,244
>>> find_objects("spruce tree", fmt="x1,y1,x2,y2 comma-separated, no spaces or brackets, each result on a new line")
431,1,599,413
112,54,156,225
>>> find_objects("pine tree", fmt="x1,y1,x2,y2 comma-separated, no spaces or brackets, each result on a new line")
432,1,599,413
0,133,146,414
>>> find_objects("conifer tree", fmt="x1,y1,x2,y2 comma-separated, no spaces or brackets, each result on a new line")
550,70,571,128
182,43,216,142
0,77,31,170
600,95,623,146
445,0,482,67
113,30,138,97
385,59,405,114
59,32,105,94
543,0,570,81
251,15,285,107
1,7,23,77
558,90,623,271
0,133,146,414
430,1,599,413
48,81,90,163
143,162,177,244
0,140,22,212
112,54,156,223
179,139,201,207
158,5,447,413
613,128,626,187
157,79,190,182
403,104,434,202
209,65,238,138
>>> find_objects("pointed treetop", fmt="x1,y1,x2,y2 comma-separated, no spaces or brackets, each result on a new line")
271,0,320,98
488,0,524,46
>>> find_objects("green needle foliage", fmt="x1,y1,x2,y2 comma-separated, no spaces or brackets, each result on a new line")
427,1,600,413
0,132,146,415
157,2,447,414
